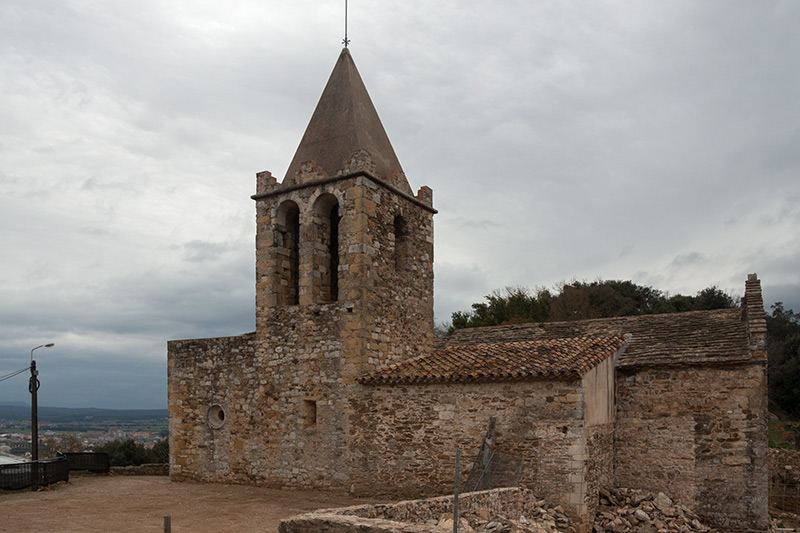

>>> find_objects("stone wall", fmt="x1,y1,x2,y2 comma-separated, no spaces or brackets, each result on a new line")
245,169,434,490
169,166,435,490
349,379,595,521
167,333,257,482
615,362,768,531
580,356,615,521
110,463,169,476
280,487,538,533
584,424,613,521
281,514,439,533
255,170,434,378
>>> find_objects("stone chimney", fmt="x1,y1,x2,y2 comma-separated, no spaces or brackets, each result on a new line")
742,273,767,360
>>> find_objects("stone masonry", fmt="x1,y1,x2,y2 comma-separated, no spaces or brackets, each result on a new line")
167,48,769,531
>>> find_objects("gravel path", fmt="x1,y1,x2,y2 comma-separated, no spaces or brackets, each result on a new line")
1,474,381,532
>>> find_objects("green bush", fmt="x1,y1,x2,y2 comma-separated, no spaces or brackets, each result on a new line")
767,303,800,418
94,438,168,466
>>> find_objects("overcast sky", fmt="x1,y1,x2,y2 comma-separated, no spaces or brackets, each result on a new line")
1,1,798,409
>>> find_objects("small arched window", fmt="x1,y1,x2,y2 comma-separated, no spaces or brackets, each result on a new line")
393,214,408,270
276,200,300,305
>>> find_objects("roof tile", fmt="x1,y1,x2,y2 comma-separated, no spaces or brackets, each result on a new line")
359,335,628,385
440,309,751,368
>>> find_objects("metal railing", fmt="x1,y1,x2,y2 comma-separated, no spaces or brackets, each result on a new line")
61,452,110,472
771,475,800,515
0,457,69,491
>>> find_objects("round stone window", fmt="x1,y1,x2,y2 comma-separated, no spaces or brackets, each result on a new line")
208,404,226,429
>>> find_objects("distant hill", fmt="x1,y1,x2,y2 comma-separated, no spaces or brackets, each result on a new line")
0,404,167,423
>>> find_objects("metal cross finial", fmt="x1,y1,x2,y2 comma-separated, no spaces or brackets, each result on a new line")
342,0,350,47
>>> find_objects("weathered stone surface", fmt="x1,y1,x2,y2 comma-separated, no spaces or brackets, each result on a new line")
280,488,576,533
595,488,712,532
167,334,257,483
614,363,768,530
653,493,672,512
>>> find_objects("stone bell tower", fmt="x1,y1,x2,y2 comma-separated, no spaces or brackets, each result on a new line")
249,47,435,486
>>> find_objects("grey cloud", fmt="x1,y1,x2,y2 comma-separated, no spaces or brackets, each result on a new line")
669,252,706,269
433,262,492,323
182,240,236,263
763,284,800,317
1,0,798,408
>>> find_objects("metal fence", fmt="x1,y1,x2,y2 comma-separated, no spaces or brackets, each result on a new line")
462,441,525,493
771,474,800,515
461,418,525,494
61,452,110,472
0,457,69,491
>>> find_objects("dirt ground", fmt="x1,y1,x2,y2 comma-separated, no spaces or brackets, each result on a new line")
0,474,384,532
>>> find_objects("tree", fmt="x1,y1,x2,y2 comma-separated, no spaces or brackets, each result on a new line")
448,280,738,333
150,439,169,463
448,287,550,333
38,433,85,457
447,280,798,420
767,303,800,417
433,321,451,338
692,286,738,310
93,438,169,466
94,439,150,466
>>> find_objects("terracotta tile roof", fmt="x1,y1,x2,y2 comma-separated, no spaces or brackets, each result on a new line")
439,308,753,368
359,335,628,385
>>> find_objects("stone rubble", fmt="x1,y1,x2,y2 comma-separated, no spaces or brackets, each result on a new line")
594,488,713,533
771,512,800,532
433,499,577,532
426,489,722,532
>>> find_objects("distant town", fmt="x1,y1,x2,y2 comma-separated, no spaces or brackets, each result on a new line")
0,404,167,459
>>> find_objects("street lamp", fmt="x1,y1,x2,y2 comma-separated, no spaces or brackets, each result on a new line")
30,343,54,490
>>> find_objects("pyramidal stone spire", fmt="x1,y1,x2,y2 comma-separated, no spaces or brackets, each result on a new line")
283,48,411,194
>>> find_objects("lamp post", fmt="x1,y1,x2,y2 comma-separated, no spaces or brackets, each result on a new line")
30,343,53,490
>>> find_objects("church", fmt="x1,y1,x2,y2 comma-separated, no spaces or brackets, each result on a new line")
167,48,768,531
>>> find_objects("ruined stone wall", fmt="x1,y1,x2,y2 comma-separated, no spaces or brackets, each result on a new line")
167,334,257,483
349,380,592,520
615,362,768,531
111,463,169,476
280,487,538,533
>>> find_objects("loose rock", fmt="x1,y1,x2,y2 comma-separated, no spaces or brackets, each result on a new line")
437,501,576,533
593,488,713,532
